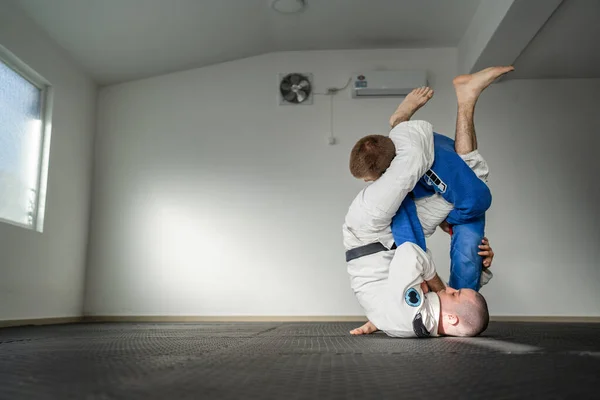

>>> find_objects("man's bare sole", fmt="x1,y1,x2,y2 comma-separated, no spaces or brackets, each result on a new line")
453,66,514,106
350,320,378,335
389,86,434,127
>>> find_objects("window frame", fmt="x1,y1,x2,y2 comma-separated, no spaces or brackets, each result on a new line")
0,45,53,232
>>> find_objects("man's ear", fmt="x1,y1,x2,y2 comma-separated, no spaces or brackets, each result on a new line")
444,314,459,326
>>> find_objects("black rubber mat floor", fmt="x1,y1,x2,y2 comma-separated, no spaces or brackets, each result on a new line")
0,322,598,399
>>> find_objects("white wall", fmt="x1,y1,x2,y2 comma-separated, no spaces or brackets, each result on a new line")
87,48,458,316
457,0,514,74
469,78,600,316
0,1,97,320
88,48,600,317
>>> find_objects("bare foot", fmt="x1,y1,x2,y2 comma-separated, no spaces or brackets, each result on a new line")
389,86,434,127
453,66,514,105
350,320,378,335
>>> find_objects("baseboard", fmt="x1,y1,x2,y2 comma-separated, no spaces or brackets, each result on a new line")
84,315,600,323
0,317,83,328
490,316,600,323
82,315,369,323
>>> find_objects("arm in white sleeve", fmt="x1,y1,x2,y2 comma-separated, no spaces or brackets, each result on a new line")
388,243,437,291
356,120,434,232
480,268,493,287
460,150,490,183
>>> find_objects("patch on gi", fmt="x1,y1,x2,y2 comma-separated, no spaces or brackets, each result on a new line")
412,312,431,338
404,287,421,307
424,169,447,193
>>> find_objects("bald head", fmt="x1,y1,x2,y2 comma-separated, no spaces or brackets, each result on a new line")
455,291,489,337
438,287,490,337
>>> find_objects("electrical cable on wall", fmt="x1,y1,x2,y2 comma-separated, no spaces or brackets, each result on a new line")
329,95,335,145
314,77,352,145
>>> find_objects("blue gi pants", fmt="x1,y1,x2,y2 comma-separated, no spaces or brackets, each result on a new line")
391,133,490,291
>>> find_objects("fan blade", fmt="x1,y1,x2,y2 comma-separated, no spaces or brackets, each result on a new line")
290,74,301,85
295,90,307,103
284,91,297,102
298,80,310,89
280,82,292,91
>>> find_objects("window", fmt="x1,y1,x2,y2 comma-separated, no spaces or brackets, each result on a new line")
0,46,52,232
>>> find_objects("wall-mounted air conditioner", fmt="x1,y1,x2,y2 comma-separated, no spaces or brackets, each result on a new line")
351,70,428,98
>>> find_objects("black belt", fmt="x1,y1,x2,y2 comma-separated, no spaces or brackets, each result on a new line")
345,242,397,262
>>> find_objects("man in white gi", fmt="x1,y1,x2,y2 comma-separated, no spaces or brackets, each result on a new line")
343,66,512,337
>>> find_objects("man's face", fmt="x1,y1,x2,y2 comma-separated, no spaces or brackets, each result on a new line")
438,287,478,307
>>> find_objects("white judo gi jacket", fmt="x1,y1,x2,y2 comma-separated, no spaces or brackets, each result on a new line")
343,121,441,337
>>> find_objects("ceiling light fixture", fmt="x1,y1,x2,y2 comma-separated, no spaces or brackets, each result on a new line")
270,0,305,14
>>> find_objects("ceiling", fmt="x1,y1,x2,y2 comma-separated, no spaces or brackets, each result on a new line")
512,0,600,79
13,0,481,85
